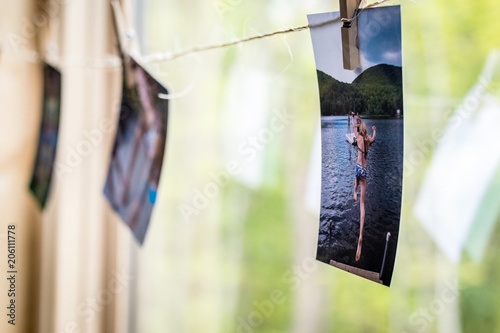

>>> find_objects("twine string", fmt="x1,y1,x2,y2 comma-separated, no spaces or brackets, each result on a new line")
143,0,393,64
10,0,393,67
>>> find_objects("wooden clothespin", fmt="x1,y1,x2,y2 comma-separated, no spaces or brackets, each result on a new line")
339,0,363,70
36,2,61,69
111,1,139,87
40,29,61,69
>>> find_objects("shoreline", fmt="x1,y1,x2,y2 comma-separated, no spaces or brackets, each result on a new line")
321,115,403,119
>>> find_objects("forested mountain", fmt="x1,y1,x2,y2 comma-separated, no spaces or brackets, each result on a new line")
317,64,403,116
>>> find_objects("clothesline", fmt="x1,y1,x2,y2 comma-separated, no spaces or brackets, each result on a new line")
143,0,393,64
12,0,393,68
142,24,311,64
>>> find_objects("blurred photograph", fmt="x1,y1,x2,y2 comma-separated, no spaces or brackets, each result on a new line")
104,59,169,244
29,64,62,208
309,6,403,286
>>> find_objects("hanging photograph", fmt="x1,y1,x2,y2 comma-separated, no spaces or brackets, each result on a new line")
104,58,169,244
308,5,403,286
29,64,62,208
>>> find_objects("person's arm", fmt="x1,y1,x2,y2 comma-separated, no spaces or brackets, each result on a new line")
351,113,358,138
370,126,376,143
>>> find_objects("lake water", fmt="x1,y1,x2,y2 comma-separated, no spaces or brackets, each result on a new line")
317,116,403,285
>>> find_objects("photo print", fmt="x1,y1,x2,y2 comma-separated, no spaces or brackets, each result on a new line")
308,5,403,286
29,64,62,208
104,58,169,244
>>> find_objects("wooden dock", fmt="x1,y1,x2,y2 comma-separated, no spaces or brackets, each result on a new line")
329,260,382,284
346,133,356,145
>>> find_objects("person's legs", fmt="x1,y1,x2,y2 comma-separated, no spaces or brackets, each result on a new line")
353,176,358,201
355,179,366,261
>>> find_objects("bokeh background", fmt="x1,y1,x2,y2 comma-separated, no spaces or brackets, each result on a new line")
0,0,500,332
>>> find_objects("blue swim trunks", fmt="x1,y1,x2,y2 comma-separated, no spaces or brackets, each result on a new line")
355,163,367,180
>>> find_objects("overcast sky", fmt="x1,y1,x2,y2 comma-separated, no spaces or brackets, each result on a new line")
308,6,402,83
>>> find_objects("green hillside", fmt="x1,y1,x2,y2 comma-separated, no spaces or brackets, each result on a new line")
352,64,403,86
316,64,403,117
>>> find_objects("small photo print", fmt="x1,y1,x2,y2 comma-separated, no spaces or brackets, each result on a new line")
104,59,169,244
29,64,62,208
308,6,403,286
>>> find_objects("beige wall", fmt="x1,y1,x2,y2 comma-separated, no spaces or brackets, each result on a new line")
0,1,134,332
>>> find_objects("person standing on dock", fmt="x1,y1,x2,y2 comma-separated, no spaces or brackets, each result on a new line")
351,112,362,135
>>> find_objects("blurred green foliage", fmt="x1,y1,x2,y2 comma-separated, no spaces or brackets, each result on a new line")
137,0,500,332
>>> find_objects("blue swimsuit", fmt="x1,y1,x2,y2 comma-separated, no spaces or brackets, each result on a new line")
355,163,367,180
355,146,367,180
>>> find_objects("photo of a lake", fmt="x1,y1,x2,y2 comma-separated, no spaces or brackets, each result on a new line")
104,59,169,244
318,116,403,286
309,5,403,285
29,64,62,208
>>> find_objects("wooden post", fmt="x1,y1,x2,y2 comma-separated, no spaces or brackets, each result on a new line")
339,0,362,70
